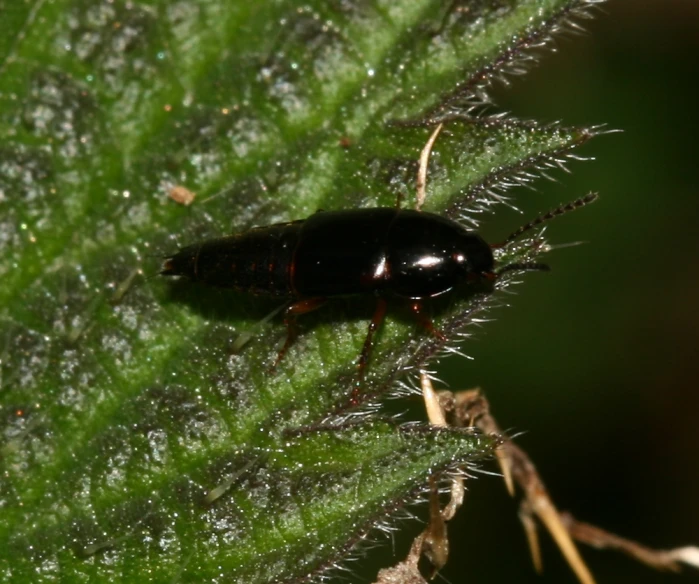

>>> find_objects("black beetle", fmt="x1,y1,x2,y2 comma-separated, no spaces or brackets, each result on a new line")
162,194,596,377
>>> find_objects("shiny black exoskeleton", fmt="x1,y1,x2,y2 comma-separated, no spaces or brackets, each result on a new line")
162,195,596,378
162,208,500,376
162,208,494,300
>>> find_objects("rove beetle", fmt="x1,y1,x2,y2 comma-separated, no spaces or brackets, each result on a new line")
162,127,597,380
162,197,597,377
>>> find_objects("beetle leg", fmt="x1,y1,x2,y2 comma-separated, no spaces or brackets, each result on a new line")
272,297,327,370
357,297,388,381
231,303,287,354
410,301,446,341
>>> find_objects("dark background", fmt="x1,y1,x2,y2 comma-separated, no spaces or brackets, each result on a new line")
426,1,699,583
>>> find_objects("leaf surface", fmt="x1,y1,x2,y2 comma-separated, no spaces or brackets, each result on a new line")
0,1,599,582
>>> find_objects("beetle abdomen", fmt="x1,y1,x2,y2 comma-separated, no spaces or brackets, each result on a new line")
162,221,303,296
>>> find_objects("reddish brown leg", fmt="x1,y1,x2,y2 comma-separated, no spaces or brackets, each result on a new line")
357,297,388,381
410,301,446,341
272,297,326,370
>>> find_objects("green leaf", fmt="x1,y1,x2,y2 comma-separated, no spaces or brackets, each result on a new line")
0,1,599,582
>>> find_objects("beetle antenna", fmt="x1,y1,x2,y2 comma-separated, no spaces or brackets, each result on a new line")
496,262,550,277
502,193,598,245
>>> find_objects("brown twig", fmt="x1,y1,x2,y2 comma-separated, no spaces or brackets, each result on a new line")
373,380,699,583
